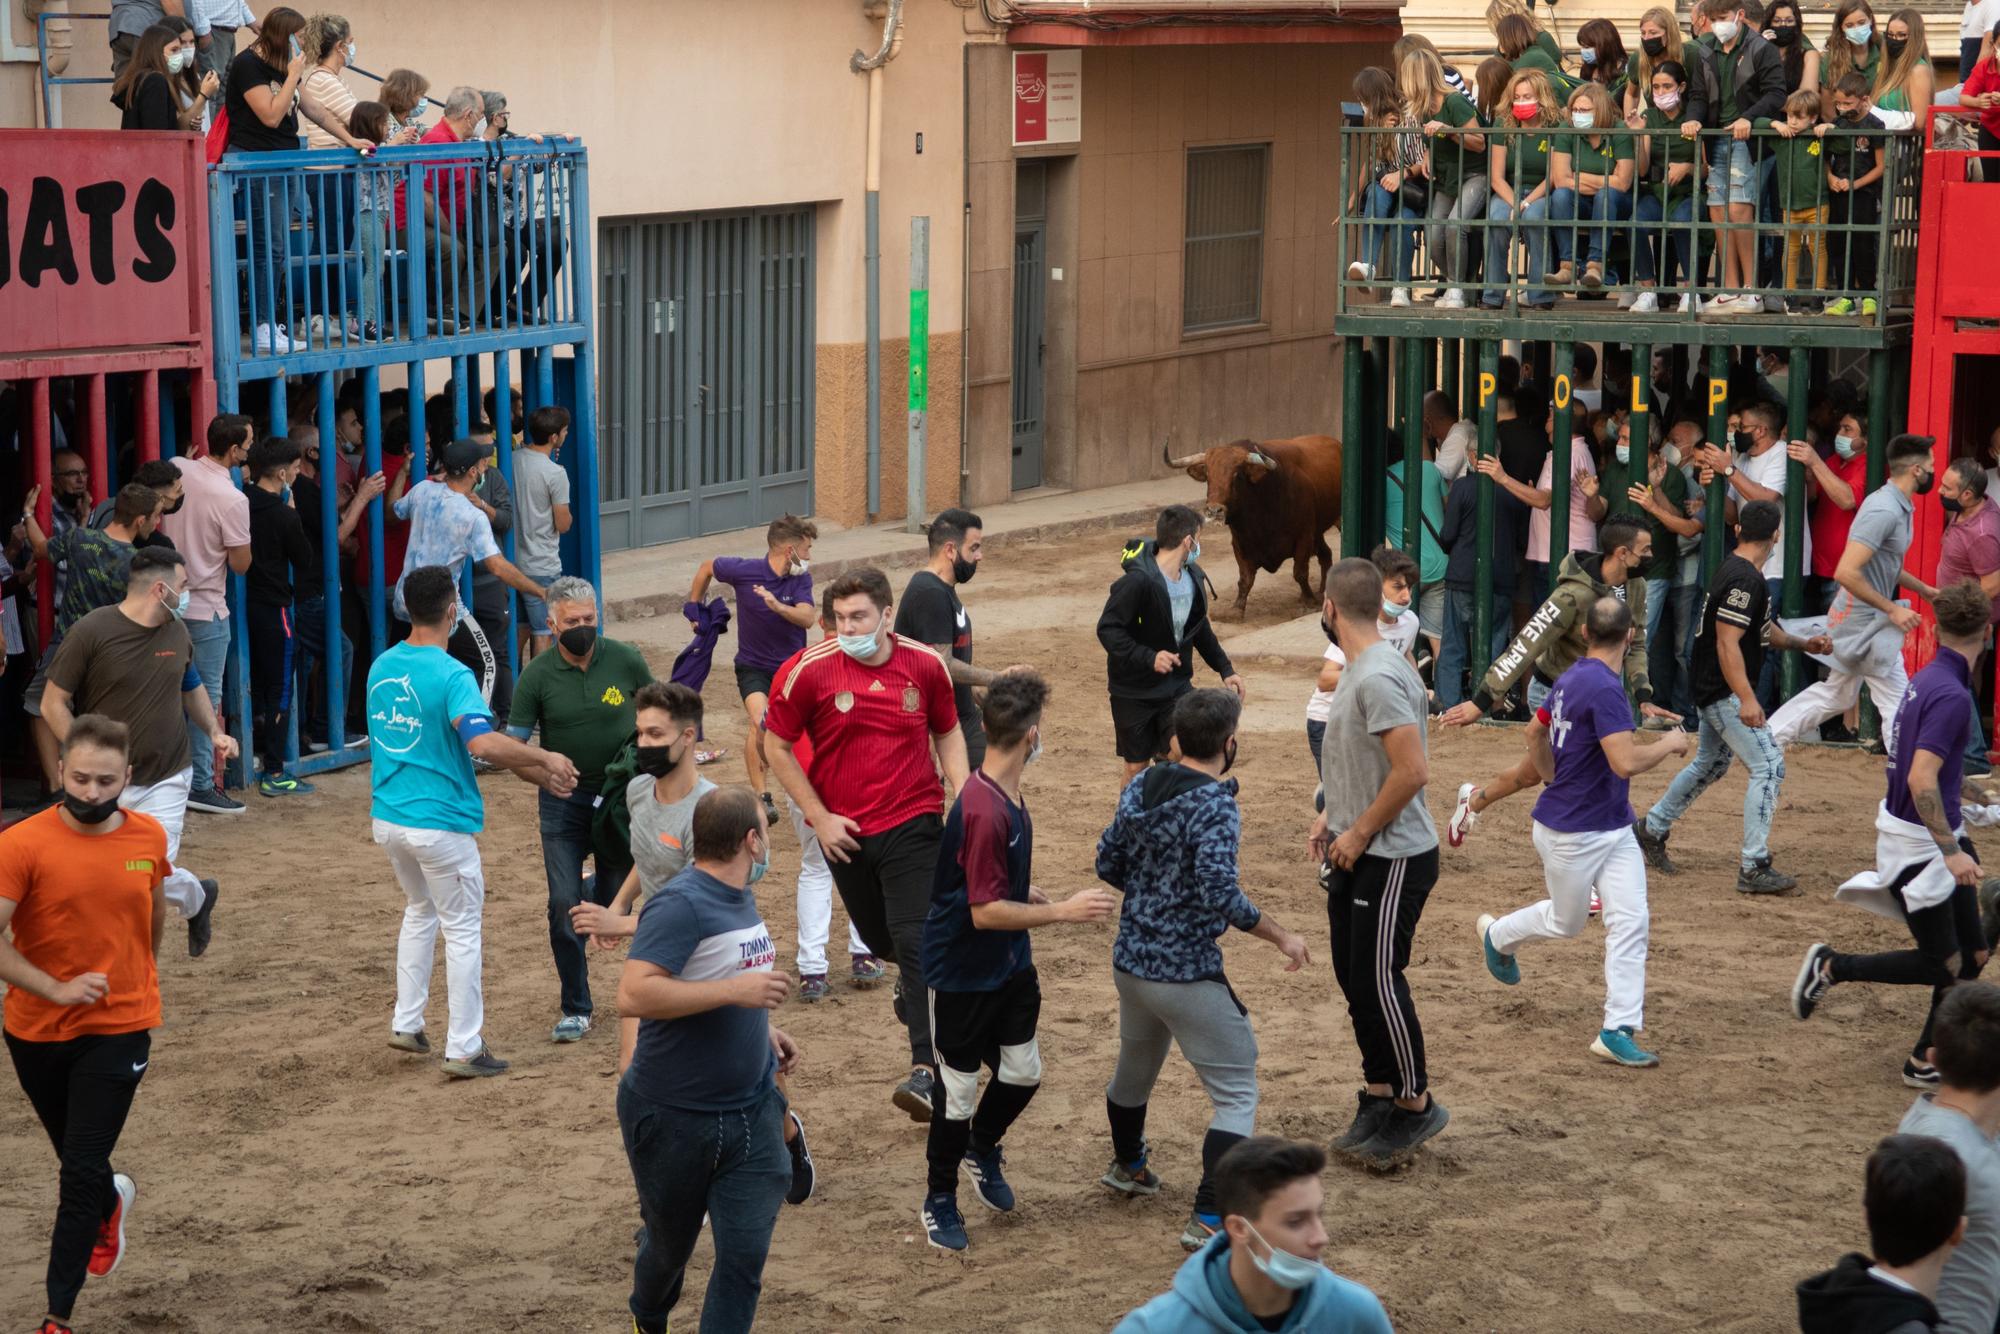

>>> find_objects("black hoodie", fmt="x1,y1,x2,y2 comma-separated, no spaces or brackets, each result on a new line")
1797,1254,1939,1334
1095,537,1235,701
246,485,316,609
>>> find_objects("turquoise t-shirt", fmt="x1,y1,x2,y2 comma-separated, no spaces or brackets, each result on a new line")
1165,567,1194,640
367,641,492,834
1384,460,1448,585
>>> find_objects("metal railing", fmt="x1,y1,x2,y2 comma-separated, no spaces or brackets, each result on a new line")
1336,122,1923,323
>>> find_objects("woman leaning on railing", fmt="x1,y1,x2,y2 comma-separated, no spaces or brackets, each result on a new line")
1402,47,1487,311
1345,66,1426,309
1482,68,1565,311
1546,82,1636,293
1626,58,1701,312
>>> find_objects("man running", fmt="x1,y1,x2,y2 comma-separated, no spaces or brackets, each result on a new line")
1476,597,1692,1069
1440,514,1678,846
1097,504,1245,785
918,671,1117,1252
368,564,578,1078
1312,557,1446,1169
1097,688,1311,1251
896,508,1020,769
687,514,818,825
1769,434,1942,752
1635,501,1832,894
42,548,226,957
0,715,167,1334
1792,580,1999,1092
763,567,968,1120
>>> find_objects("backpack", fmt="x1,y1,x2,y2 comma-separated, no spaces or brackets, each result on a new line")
588,731,640,907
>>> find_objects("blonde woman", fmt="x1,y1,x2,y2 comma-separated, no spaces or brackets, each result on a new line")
1403,49,1489,309
1483,69,1564,309
1347,67,1424,306
1821,0,1886,118
1870,8,1934,128
1393,32,1469,100
1623,7,1707,125
1547,82,1636,291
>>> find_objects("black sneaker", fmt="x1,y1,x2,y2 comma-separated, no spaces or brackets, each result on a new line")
387,1030,430,1054
892,979,908,1026
1633,819,1678,874
1904,1058,1942,1091
893,1067,935,1123
1351,1096,1450,1171
1332,1089,1394,1152
441,1044,510,1079
1791,943,1835,1020
1737,861,1798,896
785,1111,816,1205
186,788,245,816
187,880,219,958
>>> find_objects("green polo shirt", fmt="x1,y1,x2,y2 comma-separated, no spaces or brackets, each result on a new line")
1502,129,1555,195
1427,91,1484,198
1567,130,1633,183
1714,36,1753,123
1757,127,1827,209
508,635,654,791
1639,105,1698,202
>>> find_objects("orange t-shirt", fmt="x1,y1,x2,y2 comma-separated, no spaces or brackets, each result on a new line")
0,806,166,1043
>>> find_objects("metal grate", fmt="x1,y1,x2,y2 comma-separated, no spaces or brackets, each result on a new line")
1183,144,1268,332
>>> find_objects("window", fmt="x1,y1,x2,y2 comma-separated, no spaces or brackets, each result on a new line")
1182,145,1268,333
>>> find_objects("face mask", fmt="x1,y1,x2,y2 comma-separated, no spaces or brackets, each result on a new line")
167,48,192,73
634,743,679,777
1845,23,1872,45
1662,444,1682,469
1321,614,1338,644
1839,107,1865,123
951,554,977,585
1616,443,1631,465
1655,89,1682,113
472,117,488,138
1244,1222,1323,1292
1914,470,1936,496
164,495,184,515
1512,99,1540,122
789,556,809,576
558,624,598,656
1579,46,1598,64
63,788,125,825
1642,35,1667,57
1733,429,1755,453
1382,598,1409,621
1711,18,1740,43
344,40,357,62
1834,434,1858,459
1026,730,1042,765
1571,109,1595,130
1885,36,1907,58
1769,24,1799,46
1220,738,1238,775
160,585,190,619
747,837,770,885
1189,541,1202,563
1943,494,1964,514
838,630,880,660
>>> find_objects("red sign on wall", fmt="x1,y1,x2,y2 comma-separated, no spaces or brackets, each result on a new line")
0,130,209,356
1013,50,1082,147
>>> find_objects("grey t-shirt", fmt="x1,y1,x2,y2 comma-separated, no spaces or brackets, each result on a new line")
1320,640,1437,858
1829,484,1913,664
1899,1094,2000,1334
512,448,571,578
627,774,717,902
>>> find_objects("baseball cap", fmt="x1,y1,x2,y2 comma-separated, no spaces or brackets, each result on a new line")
441,439,489,475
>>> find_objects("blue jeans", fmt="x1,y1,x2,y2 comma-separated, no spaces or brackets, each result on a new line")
1645,696,1785,869
540,788,599,1019
618,1080,790,1334
1755,577,1786,711
293,594,352,745
1552,186,1632,274
1645,576,1700,722
1634,192,1696,285
1672,581,1702,719
1361,182,1419,283
186,614,232,792
1485,194,1558,306
1439,588,1511,709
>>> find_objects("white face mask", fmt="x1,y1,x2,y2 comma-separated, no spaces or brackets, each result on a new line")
472,117,488,138
1845,23,1873,45
1712,17,1740,42
344,40,357,63
167,48,192,74
1579,45,1598,64
1571,109,1595,130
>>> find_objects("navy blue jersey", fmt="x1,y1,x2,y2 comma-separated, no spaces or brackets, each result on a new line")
922,770,1033,992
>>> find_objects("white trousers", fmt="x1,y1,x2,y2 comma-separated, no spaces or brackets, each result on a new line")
375,819,486,1061
791,803,865,973
1490,823,1651,1031
1769,654,1907,752
120,766,207,921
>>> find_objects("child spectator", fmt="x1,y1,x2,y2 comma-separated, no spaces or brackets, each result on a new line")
347,100,394,342
245,437,316,797
1797,1134,1965,1333
1819,72,1889,317
1762,88,1832,310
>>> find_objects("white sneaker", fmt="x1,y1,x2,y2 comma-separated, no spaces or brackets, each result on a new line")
1437,288,1468,310
1588,890,1602,917
1616,290,1637,310
1736,294,1764,314
253,323,296,354
1347,261,1375,282
1447,782,1479,848
1677,293,1700,314
1389,287,1412,308
1630,291,1659,313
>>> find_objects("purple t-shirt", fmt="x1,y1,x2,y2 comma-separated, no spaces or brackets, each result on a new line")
1886,647,1974,831
1530,656,1635,834
711,556,812,671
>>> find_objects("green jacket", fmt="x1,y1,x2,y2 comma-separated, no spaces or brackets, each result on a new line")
1756,127,1828,210
1471,551,1652,713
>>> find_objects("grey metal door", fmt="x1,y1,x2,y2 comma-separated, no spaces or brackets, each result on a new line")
597,207,815,549
1011,161,1048,492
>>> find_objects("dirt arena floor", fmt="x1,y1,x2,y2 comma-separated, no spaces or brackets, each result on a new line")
0,524,1952,1332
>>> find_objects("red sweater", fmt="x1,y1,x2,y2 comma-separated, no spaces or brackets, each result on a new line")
1966,59,2000,140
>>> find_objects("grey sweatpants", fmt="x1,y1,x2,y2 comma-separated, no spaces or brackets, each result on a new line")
1105,971,1258,1136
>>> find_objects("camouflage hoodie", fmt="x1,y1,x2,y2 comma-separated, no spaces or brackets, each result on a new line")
1470,551,1651,714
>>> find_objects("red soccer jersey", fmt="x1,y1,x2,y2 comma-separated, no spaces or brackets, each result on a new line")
763,634,958,836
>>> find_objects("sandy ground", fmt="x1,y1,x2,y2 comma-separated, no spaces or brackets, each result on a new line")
0,526,1949,1333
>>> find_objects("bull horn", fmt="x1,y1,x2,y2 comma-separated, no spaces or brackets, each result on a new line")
1163,439,1206,470
1246,451,1275,468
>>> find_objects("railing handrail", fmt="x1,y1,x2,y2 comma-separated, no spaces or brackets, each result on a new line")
209,136,585,173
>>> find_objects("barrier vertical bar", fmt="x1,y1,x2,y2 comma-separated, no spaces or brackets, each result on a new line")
1341,337,1364,559
1474,339,1499,684
30,378,52,647
315,370,342,761
1550,343,1573,581
492,350,519,681
1401,337,1423,558
363,366,387,665
85,374,109,506
1703,345,1730,584
569,148,602,589
137,371,160,473
1860,351,1894,744
1782,363,1809,700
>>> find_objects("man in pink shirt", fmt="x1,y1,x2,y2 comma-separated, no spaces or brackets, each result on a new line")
1940,459,2000,617
391,86,494,332
159,414,254,815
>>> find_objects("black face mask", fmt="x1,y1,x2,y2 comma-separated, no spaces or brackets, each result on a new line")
1942,494,1964,514
558,625,599,657
1734,429,1756,453
163,495,184,515
1221,738,1238,775
635,743,680,778
1914,470,1936,496
1642,35,1667,57
1321,614,1339,644
1884,36,1907,58
951,555,977,585
63,789,123,825
1768,24,1799,46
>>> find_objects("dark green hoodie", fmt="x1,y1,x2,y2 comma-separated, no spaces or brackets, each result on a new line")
1471,550,1651,713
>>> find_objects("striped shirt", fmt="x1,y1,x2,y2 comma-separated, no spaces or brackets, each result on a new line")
762,634,958,837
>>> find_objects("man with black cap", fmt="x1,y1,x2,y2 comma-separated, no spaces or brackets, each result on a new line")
391,438,550,700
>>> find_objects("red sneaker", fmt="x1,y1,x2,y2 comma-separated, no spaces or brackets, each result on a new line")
86,1173,135,1277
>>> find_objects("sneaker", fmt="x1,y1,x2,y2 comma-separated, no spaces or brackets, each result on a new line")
1736,294,1764,314
893,1067,935,1123
1792,943,1835,1020
694,746,728,766
1180,1211,1221,1252
1346,260,1375,282
1633,818,1678,874
1737,860,1797,896
1101,1146,1164,1196
1903,1058,1942,1091
1332,1089,1394,1151
1388,286,1412,308
786,1111,817,1204
187,787,245,816
760,791,780,828
1824,297,1855,316
922,1191,968,1251
1678,293,1700,314
1351,1097,1449,1170
1447,782,1479,848
303,736,331,754
1862,297,1879,317
963,1145,1016,1212
1477,913,1520,985
1630,290,1659,312
1617,289,1639,310
892,979,908,1025
1437,288,1468,310
253,322,296,354
550,1014,592,1044
87,1172,135,1277
258,774,316,797
1588,890,1602,917
1708,293,1739,311
388,1029,430,1054
36,1321,74,1334
187,879,219,958
799,974,830,1002
850,953,886,988
1590,1026,1660,1067
442,1044,510,1079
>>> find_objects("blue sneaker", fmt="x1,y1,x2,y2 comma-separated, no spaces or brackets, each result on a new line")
1477,914,1519,985
1590,1026,1659,1067
922,1191,968,1251
962,1145,1015,1212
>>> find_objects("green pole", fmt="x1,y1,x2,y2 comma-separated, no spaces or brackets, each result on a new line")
1860,350,1894,743
906,215,930,533
1474,339,1500,685
1341,336,1364,558
1551,341,1573,592
1402,337,1424,557
1442,339,1462,427
1369,336,1394,552
1703,345,1730,585
1628,342,1653,520
1782,362,1809,699
1460,337,1480,426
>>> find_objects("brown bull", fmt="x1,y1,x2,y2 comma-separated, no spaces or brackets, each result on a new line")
1165,435,1343,618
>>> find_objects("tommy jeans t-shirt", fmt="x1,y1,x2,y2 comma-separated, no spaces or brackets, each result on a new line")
1319,640,1436,857
1886,646,1974,832
624,867,779,1112
922,769,1034,993
626,774,716,901
1532,655,1635,833
367,642,490,834
711,555,812,671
